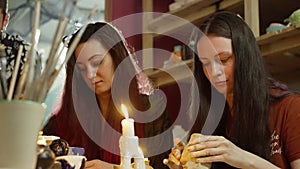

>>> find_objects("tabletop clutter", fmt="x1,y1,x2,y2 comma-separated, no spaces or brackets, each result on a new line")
0,0,154,168
36,132,86,169
0,0,94,169
36,104,153,169
1,0,216,168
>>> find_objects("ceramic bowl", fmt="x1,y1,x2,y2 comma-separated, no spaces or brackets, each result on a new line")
56,155,86,169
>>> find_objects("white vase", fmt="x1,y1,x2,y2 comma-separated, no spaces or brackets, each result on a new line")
0,100,46,169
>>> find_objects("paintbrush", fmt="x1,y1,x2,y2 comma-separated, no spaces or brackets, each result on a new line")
36,5,97,102
0,81,3,99
7,45,23,100
14,0,41,99
0,56,7,98
23,0,41,99
31,0,78,101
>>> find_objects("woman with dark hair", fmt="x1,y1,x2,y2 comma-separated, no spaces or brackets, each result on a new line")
165,11,300,169
43,22,173,169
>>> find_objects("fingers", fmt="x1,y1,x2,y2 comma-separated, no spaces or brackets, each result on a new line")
194,154,224,163
170,139,185,160
188,135,219,145
84,160,96,168
174,138,185,151
163,139,185,169
188,139,221,152
172,147,182,159
186,135,228,160
169,150,181,165
176,141,185,151
189,147,222,158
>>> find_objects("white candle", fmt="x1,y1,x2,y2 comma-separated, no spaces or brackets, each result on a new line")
121,104,135,137
121,118,135,136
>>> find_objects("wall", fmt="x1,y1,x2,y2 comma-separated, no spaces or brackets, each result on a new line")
109,0,192,125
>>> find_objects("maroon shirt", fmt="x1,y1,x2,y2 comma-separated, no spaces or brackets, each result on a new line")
218,87,300,169
269,92,300,168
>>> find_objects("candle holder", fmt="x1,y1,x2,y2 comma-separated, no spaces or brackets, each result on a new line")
119,135,146,169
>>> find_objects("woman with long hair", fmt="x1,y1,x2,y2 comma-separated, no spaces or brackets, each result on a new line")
165,11,300,169
43,22,173,169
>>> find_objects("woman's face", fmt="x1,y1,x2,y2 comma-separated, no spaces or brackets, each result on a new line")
75,39,115,95
197,35,235,97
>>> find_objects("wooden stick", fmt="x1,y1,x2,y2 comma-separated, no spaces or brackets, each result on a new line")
15,0,41,99
44,0,69,73
36,5,97,102
36,23,88,102
0,57,7,98
32,1,77,101
23,0,41,98
7,45,23,100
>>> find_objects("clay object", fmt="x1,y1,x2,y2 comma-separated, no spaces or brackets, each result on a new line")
50,139,70,157
56,155,86,169
36,145,56,169
266,23,286,33
180,134,211,169
284,9,300,25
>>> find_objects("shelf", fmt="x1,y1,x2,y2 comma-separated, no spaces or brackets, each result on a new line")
257,23,300,57
257,24,300,74
146,0,244,37
142,0,300,91
144,59,194,87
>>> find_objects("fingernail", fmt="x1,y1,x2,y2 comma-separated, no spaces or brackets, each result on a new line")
187,146,193,151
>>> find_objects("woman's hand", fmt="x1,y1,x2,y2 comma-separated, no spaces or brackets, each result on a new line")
85,159,114,169
187,134,280,169
187,135,248,168
85,160,102,169
163,141,184,169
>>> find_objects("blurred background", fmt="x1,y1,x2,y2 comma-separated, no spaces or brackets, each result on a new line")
7,0,106,125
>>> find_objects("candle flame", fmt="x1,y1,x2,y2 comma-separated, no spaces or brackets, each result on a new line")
121,104,129,119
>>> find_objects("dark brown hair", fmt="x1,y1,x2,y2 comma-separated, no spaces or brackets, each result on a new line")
45,22,150,161
193,11,270,161
0,0,7,16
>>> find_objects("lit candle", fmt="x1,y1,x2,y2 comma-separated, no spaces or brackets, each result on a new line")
121,104,135,136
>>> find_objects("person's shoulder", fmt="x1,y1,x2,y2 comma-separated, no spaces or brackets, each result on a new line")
0,31,31,56
271,93,300,117
271,91,300,105
1,31,30,46
282,93,300,105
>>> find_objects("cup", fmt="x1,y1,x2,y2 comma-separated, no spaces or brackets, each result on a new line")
0,100,46,169
68,147,85,156
40,135,60,146
56,155,87,169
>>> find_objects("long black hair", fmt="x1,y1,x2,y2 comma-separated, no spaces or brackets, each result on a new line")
194,11,270,159
45,22,152,161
